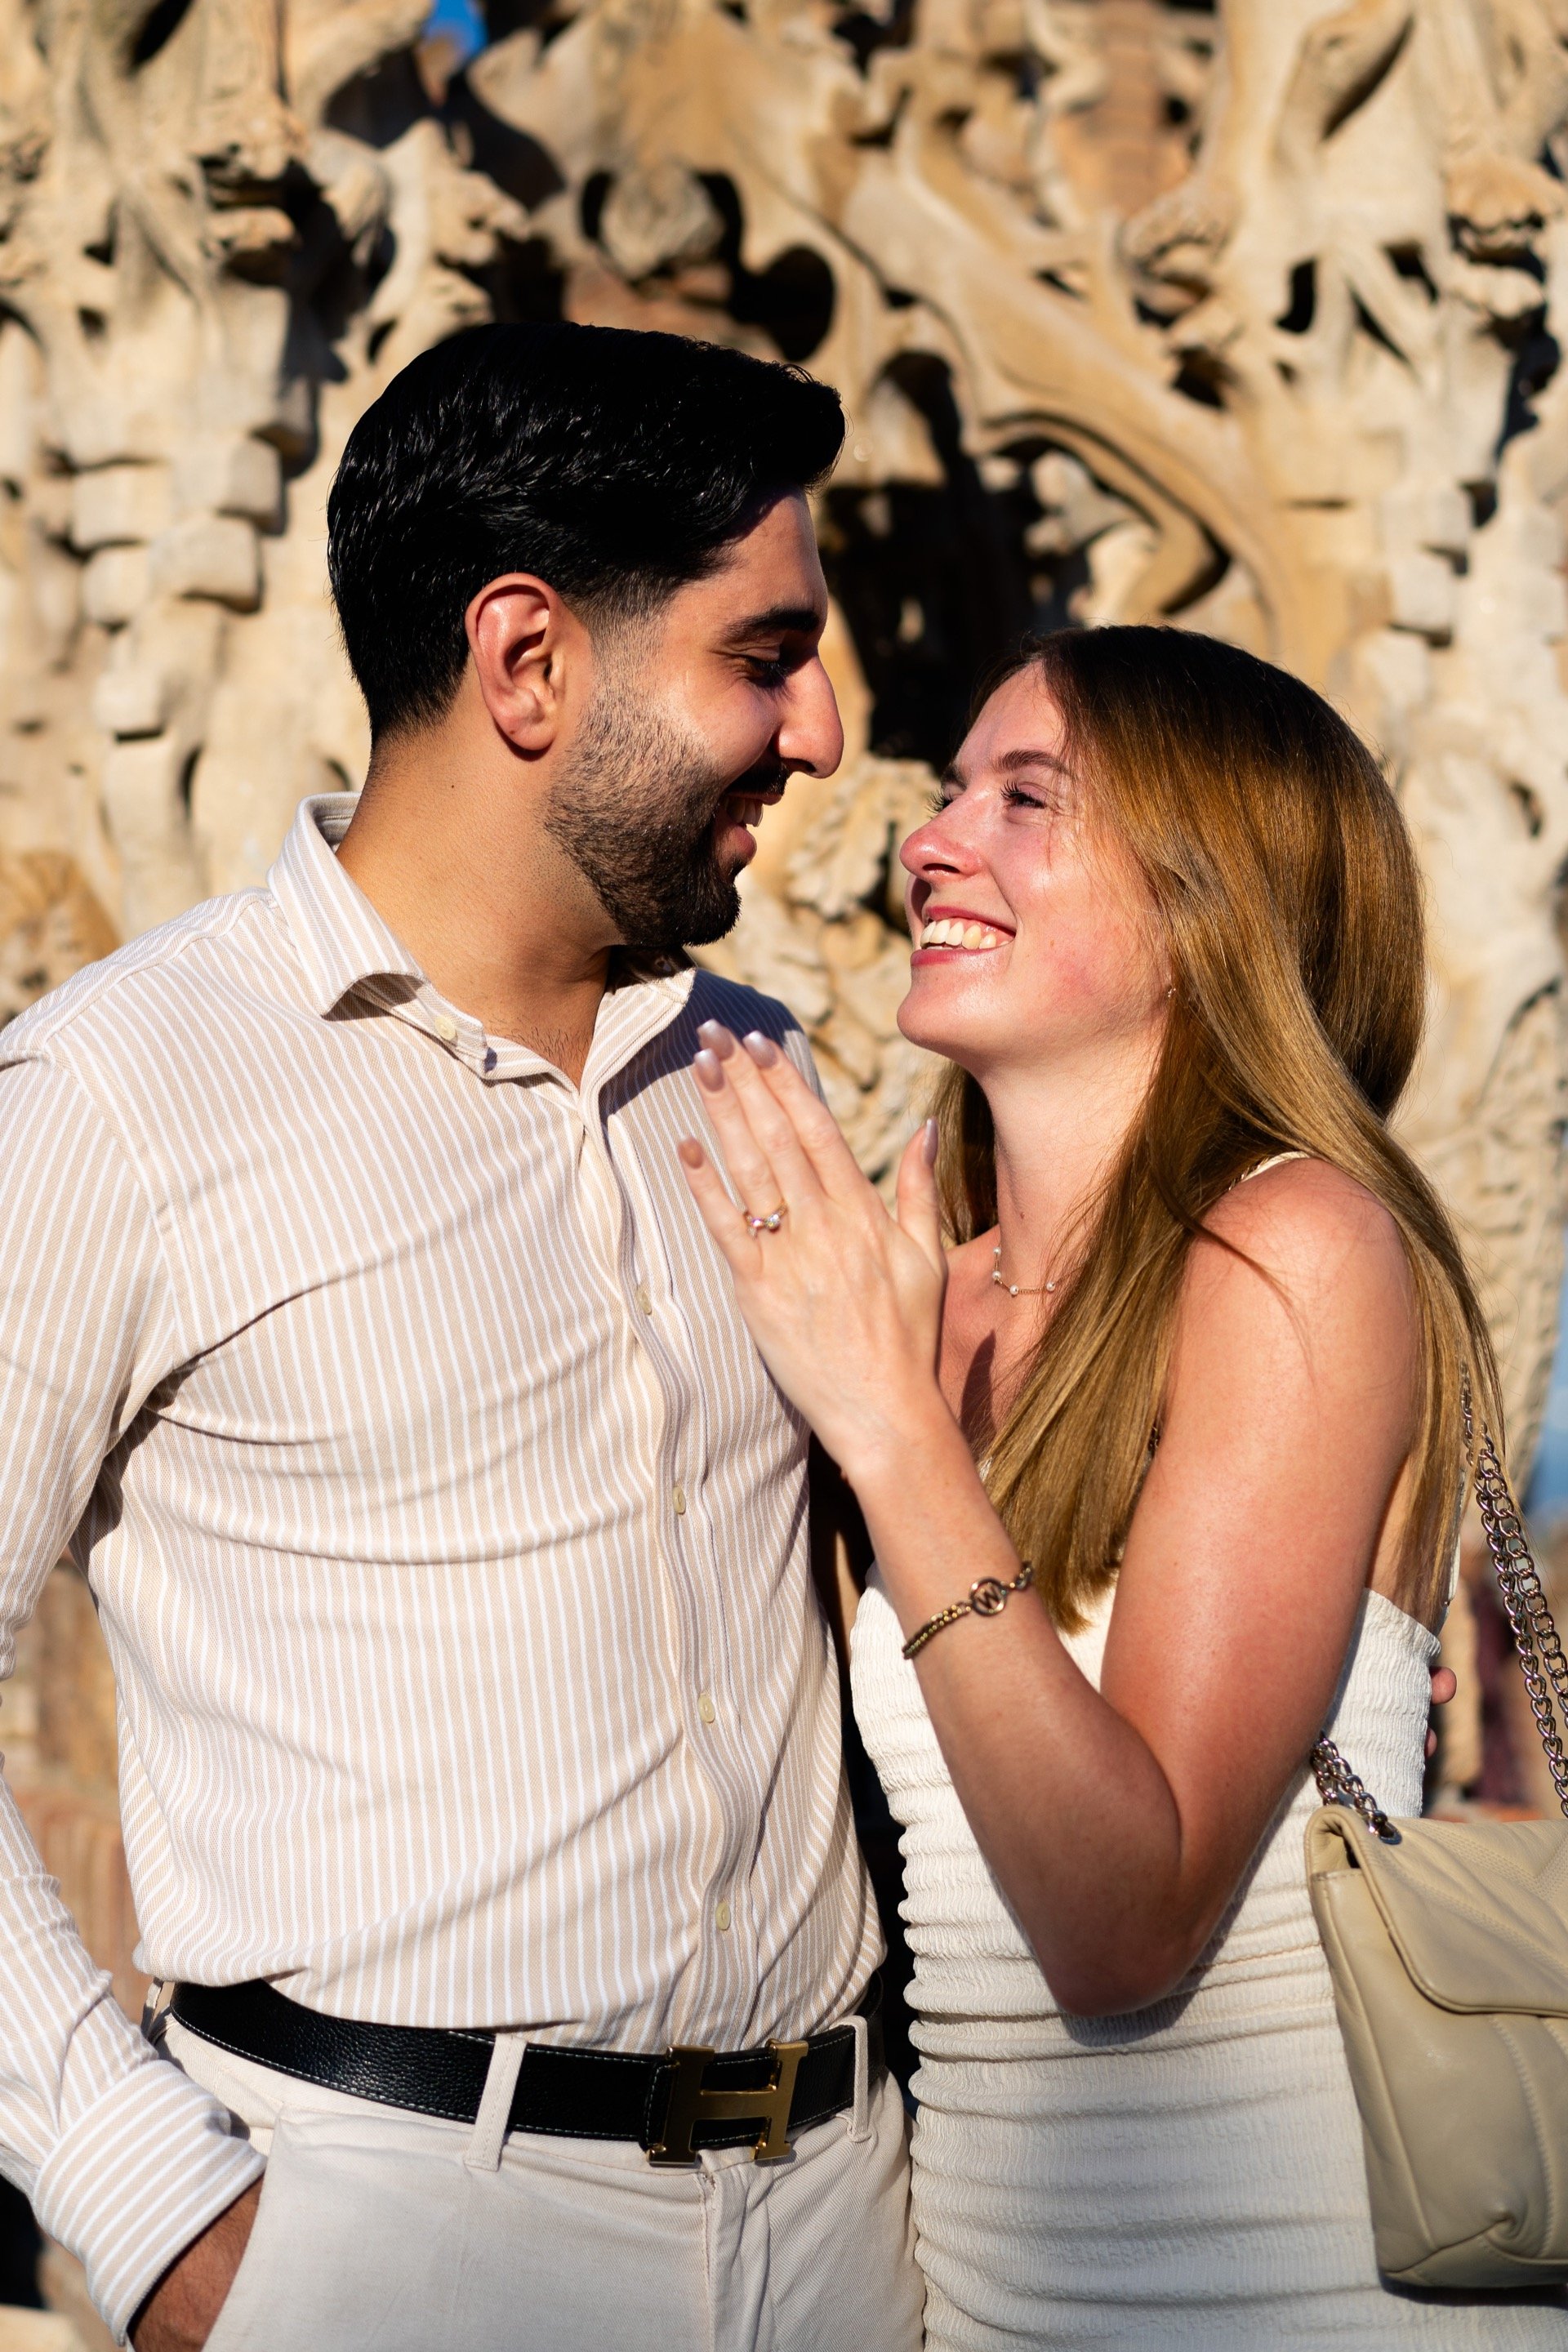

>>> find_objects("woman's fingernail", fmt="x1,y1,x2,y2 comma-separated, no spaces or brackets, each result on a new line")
922,1117,939,1167
694,1049,724,1093
697,1021,736,1059
678,1138,705,1168
743,1031,780,1067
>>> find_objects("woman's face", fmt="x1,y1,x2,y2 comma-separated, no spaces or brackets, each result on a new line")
898,666,1170,1080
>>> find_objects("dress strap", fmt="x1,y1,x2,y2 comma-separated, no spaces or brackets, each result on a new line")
1241,1149,1311,1183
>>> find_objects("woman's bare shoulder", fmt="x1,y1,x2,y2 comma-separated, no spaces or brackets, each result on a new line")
1153,1156,1419,1586
1197,1155,1409,1312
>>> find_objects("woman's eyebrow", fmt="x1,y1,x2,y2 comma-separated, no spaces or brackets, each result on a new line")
940,747,1071,790
995,746,1072,773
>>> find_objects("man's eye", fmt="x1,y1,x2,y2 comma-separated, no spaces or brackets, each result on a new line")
746,656,790,688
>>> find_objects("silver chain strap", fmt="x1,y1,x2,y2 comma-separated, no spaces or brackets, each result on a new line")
1311,1735,1395,1839
1314,1377,1568,1836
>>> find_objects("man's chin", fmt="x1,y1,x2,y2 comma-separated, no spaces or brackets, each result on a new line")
673,878,742,951
621,867,742,956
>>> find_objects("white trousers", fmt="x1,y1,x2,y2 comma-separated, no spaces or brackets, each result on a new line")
163,2015,924,2352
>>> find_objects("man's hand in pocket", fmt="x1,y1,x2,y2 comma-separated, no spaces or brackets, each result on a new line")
132,2180,262,2352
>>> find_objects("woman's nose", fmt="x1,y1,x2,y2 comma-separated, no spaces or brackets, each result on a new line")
901,808,978,880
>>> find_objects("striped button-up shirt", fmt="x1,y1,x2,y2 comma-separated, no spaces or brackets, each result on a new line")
0,796,877,2339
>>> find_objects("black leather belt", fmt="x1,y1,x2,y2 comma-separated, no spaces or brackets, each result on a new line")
170,1974,883,2167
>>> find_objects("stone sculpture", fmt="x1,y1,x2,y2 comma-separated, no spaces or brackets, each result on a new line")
0,0,1564,2037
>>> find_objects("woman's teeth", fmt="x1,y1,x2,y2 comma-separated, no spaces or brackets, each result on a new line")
919,918,1005,952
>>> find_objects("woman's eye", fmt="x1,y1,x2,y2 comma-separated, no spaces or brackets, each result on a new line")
1002,782,1050,811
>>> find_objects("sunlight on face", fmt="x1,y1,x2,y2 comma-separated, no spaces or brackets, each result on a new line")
640,492,844,878
896,666,1169,1080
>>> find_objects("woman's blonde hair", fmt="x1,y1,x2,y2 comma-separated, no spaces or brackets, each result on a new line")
933,625,1497,1631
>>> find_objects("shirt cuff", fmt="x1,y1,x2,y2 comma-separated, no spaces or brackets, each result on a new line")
32,2052,265,2344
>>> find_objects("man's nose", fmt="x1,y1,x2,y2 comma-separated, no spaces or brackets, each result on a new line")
776,655,844,780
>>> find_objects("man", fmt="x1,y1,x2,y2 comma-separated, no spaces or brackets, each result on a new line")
0,323,924,2350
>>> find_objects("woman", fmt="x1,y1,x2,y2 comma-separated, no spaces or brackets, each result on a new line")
676,627,1566,2347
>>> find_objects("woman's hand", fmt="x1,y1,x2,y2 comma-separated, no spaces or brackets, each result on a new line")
678,1022,951,1477
1428,1664,1456,1760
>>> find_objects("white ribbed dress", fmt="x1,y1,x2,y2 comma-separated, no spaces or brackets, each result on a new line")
851,1575,1568,2347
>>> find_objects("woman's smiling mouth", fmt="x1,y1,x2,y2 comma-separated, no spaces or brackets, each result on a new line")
912,907,1013,956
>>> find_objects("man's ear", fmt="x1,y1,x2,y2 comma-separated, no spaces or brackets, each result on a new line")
464,573,589,755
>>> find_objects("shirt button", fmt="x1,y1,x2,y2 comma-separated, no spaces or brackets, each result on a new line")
635,1285,653,1316
697,1693,716,1726
715,1900,732,1932
433,1013,459,1043
671,1485,686,1515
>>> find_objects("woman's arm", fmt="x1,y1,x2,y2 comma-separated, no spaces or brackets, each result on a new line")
857,1160,1415,2012
680,1029,1418,2016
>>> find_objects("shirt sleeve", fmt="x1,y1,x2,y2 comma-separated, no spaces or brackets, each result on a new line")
0,1054,263,2341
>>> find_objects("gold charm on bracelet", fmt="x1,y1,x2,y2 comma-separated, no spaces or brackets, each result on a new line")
902,1563,1036,1659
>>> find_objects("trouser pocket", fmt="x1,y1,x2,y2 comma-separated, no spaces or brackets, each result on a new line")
200,2123,290,2352
198,2108,470,2352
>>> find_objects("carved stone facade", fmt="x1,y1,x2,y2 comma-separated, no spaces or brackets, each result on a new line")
0,0,1563,2087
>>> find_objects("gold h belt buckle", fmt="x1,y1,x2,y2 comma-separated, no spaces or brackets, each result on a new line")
649,2038,810,2166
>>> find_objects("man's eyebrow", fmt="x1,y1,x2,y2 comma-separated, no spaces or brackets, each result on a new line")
724,604,826,640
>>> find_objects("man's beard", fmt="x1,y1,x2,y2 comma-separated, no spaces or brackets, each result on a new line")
543,665,783,954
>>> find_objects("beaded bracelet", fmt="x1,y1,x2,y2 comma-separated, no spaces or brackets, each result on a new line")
901,1563,1036,1659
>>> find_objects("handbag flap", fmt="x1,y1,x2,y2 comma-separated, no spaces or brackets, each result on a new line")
1312,1809,1568,2015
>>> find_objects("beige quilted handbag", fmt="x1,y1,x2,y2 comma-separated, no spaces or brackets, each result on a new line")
1306,1402,1568,2290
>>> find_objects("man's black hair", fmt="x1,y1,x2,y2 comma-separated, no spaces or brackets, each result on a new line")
327,321,846,740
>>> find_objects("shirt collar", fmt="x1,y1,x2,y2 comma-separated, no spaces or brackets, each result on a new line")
269,795,423,1017
267,795,699,1080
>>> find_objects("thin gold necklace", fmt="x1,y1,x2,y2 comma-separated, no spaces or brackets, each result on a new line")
991,1241,1057,1298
